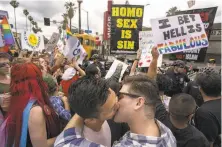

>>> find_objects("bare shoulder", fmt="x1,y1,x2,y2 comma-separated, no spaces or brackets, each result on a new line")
30,106,43,115
29,106,45,124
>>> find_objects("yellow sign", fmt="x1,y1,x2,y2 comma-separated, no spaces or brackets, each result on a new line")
111,5,144,54
28,34,38,46
21,31,44,51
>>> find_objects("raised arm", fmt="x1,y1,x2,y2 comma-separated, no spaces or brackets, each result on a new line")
130,49,141,76
71,58,86,77
147,47,159,80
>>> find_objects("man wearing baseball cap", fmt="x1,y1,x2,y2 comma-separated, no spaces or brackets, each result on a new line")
207,58,216,68
165,60,190,97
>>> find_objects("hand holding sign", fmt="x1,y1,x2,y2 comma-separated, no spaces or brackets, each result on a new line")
151,47,159,60
63,36,87,65
72,57,78,68
138,31,163,68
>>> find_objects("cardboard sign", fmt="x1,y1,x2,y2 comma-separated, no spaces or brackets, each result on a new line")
172,7,218,62
138,31,163,67
46,32,60,52
105,59,128,82
151,14,208,55
21,31,44,51
110,5,144,54
63,36,87,65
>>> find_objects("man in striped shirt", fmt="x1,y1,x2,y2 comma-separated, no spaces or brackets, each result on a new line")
54,75,176,147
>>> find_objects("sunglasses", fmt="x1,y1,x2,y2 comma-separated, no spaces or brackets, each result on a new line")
0,62,10,68
118,92,150,105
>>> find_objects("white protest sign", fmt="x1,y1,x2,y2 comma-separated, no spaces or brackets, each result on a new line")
21,31,44,51
139,31,163,67
105,60,128,82
151,14,208,55
46,32,60,52
63,36,87,65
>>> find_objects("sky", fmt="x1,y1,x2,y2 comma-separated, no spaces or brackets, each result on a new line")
0,0,221,38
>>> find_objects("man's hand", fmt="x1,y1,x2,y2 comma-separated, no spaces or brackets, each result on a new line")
72,58,78,68
61,96,68,103
151,47,159,60
55,55,64,66
137,49,142,59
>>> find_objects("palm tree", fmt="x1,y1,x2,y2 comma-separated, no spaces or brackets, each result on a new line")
62,13,68,30
38,28,42,32
166,6,180,16
65,2,76,30
28,16,33,31
23,9,29,30
10,0,19,38
32,26,42,34
31,20,35,26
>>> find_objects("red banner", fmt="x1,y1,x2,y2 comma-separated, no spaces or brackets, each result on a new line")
103,11,111,41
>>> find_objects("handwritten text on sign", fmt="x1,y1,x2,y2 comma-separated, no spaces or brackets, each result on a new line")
110,5,144,54
151,14,208,54
139,31,162,67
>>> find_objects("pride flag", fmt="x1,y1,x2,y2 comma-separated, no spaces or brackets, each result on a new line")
0,16,15,45
66,26,73,39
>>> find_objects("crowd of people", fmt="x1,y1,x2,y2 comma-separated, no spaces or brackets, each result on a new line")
0,46,221,147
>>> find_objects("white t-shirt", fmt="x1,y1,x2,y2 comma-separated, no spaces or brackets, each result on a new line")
83,121,111,147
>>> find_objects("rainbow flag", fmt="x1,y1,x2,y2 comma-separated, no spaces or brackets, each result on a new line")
66,26,73,39
0,16,15,45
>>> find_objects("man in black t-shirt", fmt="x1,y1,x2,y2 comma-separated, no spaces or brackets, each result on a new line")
183,66,204,107
194,67,221,147
165,60,190,97
183,81,204,107
155,93,209,147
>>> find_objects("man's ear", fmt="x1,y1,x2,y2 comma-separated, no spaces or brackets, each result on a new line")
134,97,146,110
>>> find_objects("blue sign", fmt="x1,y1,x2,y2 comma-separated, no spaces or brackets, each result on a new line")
85,30,92,33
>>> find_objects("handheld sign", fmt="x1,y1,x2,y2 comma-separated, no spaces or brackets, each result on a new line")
63,36,87,65
138,31,163,67
110,5,144,54
173,7,218,62
46,32,60,53
151,14,208,55
21,31,44,51
105,60,128,82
